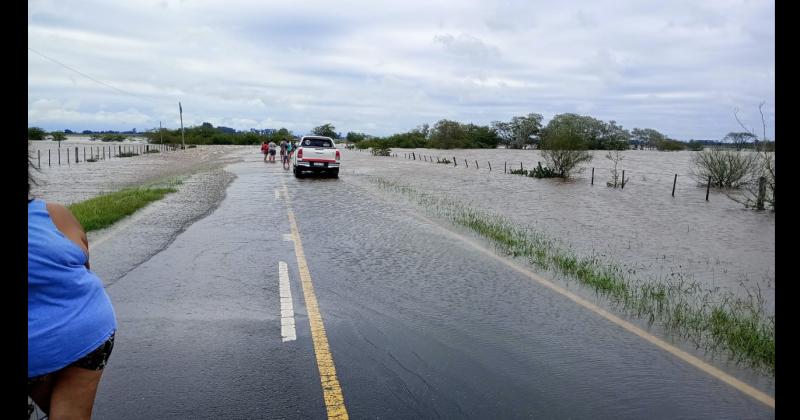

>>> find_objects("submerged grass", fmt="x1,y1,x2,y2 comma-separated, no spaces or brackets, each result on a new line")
369,176,775,374
68,183,179,232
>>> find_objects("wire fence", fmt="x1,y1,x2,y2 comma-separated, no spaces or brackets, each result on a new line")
31,143,181,170
354,149,762,203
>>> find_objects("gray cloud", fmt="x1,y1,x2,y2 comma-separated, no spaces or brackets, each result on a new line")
27,0,774,139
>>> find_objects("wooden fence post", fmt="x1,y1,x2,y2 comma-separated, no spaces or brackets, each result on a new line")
706,176,711,201
621,170,625,189
757,176,766,210
672,174,677,197
488,161,491,171
591,168,594,185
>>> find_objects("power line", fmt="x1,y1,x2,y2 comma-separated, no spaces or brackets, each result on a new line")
28,46,162,107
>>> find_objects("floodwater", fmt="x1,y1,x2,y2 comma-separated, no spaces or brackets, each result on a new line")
26,143,775,416
28,139,246,205
27,142,775,314
347,148,775,315
90,153,773,418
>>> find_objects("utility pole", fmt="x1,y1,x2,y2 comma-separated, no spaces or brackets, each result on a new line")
159,120,163,144
179,102,185,150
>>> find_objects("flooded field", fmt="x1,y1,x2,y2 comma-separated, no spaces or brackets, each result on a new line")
28,142,775,316
28,139,247,205
346,148,775,316
27,143,776,403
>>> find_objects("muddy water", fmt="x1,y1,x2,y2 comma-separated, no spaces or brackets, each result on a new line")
28,141,248,205
344,148,775,314
27,143,775,314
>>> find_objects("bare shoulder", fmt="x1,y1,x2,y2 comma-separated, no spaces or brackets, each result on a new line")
46,202,89,254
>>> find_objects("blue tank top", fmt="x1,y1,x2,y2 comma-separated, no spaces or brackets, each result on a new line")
28,199,117,377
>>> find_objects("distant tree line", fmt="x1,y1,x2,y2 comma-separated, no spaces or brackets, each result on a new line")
28,115,775,152
342,113,774,151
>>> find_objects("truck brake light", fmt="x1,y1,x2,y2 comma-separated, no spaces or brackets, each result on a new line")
297,148,303,159
335,150,340,161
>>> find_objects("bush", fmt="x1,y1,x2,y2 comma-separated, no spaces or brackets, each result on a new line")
655,139,686,151
371,144,392,156
101,134,128,142
529,162,559,178
539,122,593,178
691,149,758,188
28,127,46,140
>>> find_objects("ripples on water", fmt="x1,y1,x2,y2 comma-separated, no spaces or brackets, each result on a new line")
343,148,774,314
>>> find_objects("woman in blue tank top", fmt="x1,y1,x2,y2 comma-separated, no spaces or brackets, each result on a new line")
28,169,117,419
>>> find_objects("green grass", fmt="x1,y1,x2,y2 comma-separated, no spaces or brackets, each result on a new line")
369,176,775,374
68,186,178,232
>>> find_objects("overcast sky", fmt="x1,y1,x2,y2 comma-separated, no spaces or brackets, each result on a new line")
28,0,774,140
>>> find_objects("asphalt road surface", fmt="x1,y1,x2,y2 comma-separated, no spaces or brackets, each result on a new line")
92,154,774,419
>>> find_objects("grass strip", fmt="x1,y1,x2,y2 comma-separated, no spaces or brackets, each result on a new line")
369,176,775,374
68,186,178,232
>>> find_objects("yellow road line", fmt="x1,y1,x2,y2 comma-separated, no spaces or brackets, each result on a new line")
418,213,776,409
288,210,349,419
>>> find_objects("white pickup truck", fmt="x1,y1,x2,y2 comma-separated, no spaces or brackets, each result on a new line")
292,136,341,178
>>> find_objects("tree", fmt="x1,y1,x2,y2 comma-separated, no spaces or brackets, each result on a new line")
51,131,67,142
428,119,468,149
346,132,369,143
539,116,593,178
312,123,338,138
727,102,775,211
631,128,666,150
490,113,543,149
491,121,513,148
464,124,500,148
599,120,631,150
723,132,757,150
606,150,624,187
270,128,293,143
28,127,46,140
507,114,543,148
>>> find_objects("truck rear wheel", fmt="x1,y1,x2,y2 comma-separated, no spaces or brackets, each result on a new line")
294,167,303,178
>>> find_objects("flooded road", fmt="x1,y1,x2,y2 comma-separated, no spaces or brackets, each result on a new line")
89,149,773,418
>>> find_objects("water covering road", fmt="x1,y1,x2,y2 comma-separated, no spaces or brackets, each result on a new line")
92,151,773,418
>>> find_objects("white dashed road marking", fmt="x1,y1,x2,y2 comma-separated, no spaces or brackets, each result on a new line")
278,261,296,342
